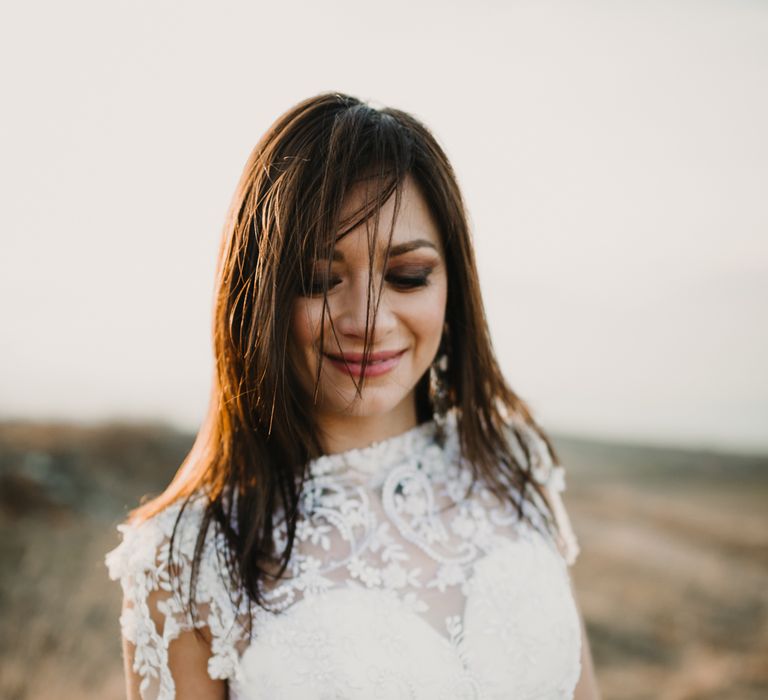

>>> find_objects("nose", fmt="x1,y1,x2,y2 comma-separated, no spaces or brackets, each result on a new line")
331,274,397,344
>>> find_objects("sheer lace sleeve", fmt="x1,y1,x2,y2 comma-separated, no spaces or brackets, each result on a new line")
507,418,582,567
537,463,581,567
104,494,247,700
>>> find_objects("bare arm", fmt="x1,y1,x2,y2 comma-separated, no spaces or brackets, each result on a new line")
120,590,228,700
572,596,601,700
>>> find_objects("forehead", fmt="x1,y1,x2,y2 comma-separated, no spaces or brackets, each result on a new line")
331,174,444,260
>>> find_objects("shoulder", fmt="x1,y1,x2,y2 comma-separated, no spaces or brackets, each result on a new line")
500,414,581,568
105,492,247,697
496,412,569,497
105,492,213,592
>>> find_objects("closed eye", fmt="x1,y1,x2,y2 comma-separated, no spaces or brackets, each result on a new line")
302,276,342,296
384,263,435,290
386,273,431,290
301,266,434,296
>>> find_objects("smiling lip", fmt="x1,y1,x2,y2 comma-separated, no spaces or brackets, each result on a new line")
324,349,406,377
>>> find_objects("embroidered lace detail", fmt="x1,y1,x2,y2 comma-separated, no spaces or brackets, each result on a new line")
105,410,582,699
509,417,582,566
306,418,440,484
104,494,252,700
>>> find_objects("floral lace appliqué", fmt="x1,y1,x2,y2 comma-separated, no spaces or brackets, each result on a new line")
105,410,582,700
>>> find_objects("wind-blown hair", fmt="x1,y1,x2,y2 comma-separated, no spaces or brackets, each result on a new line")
125,92,566,636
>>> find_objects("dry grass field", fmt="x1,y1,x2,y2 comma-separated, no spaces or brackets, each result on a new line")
0,421,766,699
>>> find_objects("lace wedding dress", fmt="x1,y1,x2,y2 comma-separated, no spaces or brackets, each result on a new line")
105,410,582,699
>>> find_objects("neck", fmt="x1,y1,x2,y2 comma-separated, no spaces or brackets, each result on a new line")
314,396,419,455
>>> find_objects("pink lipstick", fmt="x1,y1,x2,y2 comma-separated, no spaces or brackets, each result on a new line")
324,349,406,378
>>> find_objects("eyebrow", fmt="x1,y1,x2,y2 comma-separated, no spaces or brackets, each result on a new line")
329,238,438,262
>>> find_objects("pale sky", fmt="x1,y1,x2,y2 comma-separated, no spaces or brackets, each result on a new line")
1,0,766,454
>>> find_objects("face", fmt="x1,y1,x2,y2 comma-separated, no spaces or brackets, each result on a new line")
290,174,448,425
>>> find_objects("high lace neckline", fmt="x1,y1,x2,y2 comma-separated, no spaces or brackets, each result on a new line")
105,401,584,700
307,409,458,483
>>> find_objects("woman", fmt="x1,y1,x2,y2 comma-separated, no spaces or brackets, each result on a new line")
105,92,601,699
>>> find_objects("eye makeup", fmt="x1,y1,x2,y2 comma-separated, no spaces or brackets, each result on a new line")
303,275,340,296
385,264,434,290
300,263,436,297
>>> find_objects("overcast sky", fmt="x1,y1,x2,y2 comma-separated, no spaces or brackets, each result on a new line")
1,0,766,454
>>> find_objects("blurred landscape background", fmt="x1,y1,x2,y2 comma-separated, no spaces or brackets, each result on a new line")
0,419,765,699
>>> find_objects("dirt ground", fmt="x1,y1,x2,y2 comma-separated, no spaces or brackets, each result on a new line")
0,420,766,699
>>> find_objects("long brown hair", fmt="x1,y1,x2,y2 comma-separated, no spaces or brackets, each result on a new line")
126,91,566,633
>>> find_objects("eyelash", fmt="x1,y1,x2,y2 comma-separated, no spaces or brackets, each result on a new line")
303,271,432,296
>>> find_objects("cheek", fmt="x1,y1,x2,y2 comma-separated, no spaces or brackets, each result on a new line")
290,300,322,350
407,284,448,352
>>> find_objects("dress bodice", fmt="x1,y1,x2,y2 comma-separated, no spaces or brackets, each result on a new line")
105,410,583,699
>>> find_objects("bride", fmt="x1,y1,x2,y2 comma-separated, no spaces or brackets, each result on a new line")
105,91,601,699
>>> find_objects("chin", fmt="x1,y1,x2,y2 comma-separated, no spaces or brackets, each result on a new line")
326,391,409,419
350,401,404,419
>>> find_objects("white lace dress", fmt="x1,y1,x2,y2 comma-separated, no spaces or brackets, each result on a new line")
105,411,583,699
